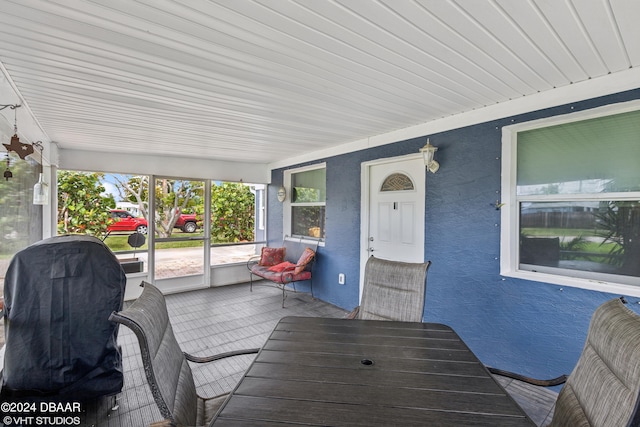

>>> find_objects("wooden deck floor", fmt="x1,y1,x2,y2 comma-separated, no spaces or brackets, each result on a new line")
21,282,558,426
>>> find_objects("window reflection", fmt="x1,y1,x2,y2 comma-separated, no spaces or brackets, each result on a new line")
287,165,326,240
517,178,615,196
292,206,325,238
519,201,640,278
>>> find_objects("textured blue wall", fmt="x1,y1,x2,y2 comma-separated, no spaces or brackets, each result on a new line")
270,88,640,382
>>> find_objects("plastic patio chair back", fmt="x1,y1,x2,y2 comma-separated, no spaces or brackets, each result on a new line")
357,256,431,322
548,298,640,427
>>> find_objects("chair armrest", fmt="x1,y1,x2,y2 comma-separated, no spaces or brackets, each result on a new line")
183,348,260,364
246,255,260,270
346,306,360,319
487,366,568,387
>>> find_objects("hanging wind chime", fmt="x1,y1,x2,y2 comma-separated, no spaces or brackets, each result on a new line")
1,104,22,181
3,153,11,181
1,103,49,204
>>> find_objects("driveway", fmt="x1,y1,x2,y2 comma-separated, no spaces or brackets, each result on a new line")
121,245,258,278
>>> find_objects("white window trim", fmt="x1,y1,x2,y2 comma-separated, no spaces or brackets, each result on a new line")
500,100,640,297
283,162,326,244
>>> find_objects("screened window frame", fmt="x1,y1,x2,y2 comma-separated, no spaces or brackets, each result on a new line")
500,100,640,297
283,163,326,243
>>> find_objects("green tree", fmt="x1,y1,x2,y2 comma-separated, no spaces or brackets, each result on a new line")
211,182,255,243
154,179,203,238
596,201,640,275
112,176,202,238
57,171,115,235
113,175,149,218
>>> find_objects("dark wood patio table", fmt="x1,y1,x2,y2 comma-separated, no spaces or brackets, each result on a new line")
210,316,535,426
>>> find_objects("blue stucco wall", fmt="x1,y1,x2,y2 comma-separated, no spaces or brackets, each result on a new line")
269,88,640,382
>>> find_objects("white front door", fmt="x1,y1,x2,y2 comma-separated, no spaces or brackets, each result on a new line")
360,155,425,298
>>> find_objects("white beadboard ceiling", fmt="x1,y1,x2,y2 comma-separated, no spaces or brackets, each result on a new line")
0,0,638,165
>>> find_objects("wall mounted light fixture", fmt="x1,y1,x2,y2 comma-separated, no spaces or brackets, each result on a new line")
419,138,439,173
277,186,286,202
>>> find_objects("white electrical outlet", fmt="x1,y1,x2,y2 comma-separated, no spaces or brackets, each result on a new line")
338,273,345,285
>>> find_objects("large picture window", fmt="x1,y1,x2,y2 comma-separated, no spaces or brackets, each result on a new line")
55,171,265,283
284,164,326,240
501,102,640,295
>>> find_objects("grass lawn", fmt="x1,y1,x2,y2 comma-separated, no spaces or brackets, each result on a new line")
3,232,232,258
103,233,204,252
522,227,597,237
522,227,622,263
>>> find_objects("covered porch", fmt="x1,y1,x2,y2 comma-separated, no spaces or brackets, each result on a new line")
1,2,640,424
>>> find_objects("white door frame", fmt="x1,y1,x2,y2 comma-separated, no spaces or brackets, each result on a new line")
359,153,425,300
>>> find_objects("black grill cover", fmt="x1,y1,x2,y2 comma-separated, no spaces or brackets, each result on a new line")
2,235,126,400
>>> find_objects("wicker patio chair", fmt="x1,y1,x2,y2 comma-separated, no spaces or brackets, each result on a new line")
348,256,431,322
109,282,260,427
489,297,640,427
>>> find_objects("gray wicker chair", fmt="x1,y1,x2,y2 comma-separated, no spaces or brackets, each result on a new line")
348,256,431,322
489,298,640,427
109,282,260,427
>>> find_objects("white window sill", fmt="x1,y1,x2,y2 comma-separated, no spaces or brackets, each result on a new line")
501,268,640,298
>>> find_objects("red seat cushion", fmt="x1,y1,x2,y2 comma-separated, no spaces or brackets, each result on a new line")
268,261,296,272
250,264,311,284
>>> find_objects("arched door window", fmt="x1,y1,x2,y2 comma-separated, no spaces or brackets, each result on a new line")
380,173,414,192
